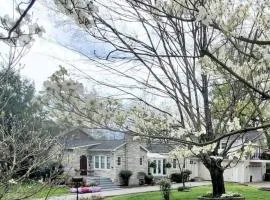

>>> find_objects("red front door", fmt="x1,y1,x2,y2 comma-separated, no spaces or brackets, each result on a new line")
80,155,87,175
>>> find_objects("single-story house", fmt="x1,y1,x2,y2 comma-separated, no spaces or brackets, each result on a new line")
60,129,270,185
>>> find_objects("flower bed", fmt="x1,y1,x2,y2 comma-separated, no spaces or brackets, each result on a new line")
198,192,245,200
70,186,102,193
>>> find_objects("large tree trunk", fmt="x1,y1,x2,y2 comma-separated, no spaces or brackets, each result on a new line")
209,166,225,197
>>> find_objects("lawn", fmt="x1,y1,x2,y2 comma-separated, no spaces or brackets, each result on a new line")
106,183,270,200
0,181,69,199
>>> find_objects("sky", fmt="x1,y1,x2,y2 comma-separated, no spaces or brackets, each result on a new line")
0,0,110,92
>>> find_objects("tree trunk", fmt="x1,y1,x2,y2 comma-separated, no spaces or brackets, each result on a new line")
182,178,186,188
209,166,225,197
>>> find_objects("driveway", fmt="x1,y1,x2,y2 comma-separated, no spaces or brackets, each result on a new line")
44,181,211,200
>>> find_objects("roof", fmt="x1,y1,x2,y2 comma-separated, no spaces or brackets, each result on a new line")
222,130,264,143
60,128,125,149
88,140,125,151
146,143,173,154
63,140,99,148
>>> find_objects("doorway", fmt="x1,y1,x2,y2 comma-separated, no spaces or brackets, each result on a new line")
80,155,87,175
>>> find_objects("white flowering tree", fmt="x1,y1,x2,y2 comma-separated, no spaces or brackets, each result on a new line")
49,0,270,197
169,147,192,189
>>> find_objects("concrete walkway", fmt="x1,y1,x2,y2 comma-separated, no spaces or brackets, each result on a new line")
45,181,211,200
247,182,270,188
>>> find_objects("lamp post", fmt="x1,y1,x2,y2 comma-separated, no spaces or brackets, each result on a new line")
72,177,83,200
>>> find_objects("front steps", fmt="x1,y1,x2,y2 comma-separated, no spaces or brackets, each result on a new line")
86,176,120,191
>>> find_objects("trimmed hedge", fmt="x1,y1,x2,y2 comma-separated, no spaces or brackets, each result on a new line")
119,170,132,186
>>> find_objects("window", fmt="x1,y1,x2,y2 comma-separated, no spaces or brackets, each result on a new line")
140,157,143,165
117,157,121,165
101,156,105,169
95,156,99,168
94,155,111,169
107,157,111,169
173,159,177,168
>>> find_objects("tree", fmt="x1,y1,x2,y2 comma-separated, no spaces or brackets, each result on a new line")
51,0,270,197
169,147,192,189
0,1,64,199
0,122,62,199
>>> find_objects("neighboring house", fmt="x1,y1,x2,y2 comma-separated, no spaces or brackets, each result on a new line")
61,129,270,185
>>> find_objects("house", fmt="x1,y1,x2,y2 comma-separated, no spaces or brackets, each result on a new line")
61,129,270,185
61,129,148,185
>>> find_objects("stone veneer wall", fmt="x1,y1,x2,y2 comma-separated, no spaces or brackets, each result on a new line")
126,141,148,185
62,148,88,176
113,144,127,184
113,142,148,185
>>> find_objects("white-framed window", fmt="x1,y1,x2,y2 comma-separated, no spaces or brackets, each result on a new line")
117,157,121,165
95,156,99,168
101,156,105,169
94,155,111,169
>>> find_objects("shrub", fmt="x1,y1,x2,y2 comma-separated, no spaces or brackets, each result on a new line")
28,162,64,182
137,172,146,185
170,173,182,183
182,169,192,181
145,174,154,185
119,170,132,186
261,152,270,160
170,170,192,183
177,186,190,192
158,178,171,200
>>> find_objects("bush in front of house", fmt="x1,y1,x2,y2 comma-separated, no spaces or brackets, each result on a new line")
170,173,182,183
165,162,172,168
182,169,192,181
145,174,154,185
28,162,64,183
137,172,146,185
119,170,132,186
261,152,270,160
170,170,192,183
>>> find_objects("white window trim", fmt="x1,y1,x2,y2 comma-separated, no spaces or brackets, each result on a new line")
94,155,111,170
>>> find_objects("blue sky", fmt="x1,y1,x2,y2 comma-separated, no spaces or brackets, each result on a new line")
0,0,112,91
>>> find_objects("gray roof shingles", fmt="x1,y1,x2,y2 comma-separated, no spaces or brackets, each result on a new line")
88,140,125,150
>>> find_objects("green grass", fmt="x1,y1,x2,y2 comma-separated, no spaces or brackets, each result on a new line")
106,183,270,200
1,181,69,199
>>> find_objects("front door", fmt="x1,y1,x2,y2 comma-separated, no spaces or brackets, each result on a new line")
80,155,87,175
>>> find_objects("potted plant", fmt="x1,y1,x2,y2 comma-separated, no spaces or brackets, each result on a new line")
165,162,172,168
149,161,157,168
